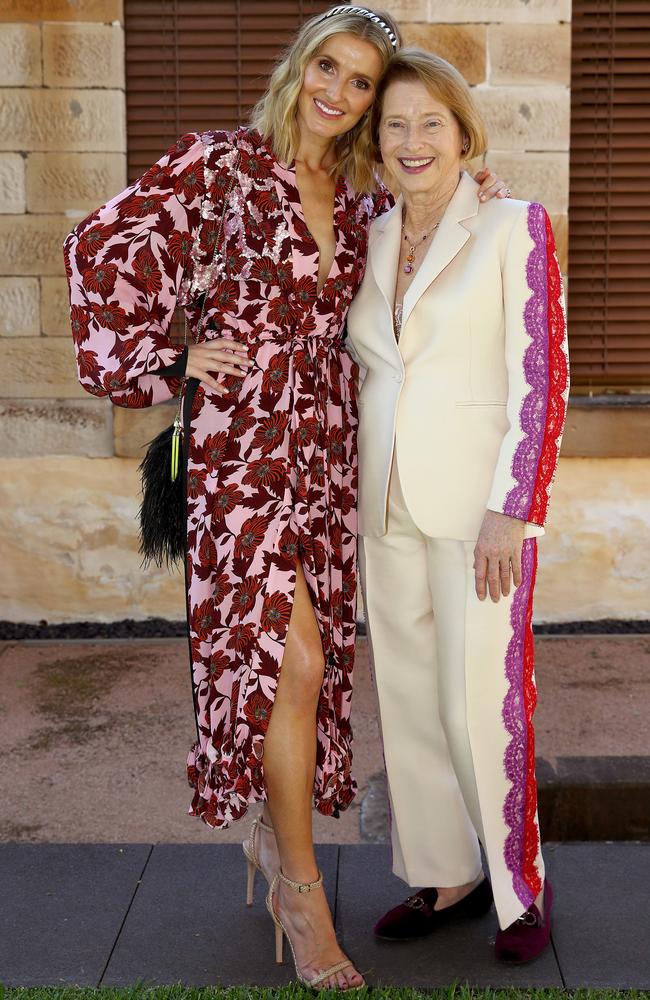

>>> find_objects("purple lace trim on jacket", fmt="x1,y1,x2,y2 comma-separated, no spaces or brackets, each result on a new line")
503,204,549,521
502,538,537,910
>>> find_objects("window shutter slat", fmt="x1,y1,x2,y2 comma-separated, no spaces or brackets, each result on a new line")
568,0,650,388
125,1,332,181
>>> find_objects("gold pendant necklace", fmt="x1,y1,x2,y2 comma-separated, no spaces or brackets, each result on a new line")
401,220,440,274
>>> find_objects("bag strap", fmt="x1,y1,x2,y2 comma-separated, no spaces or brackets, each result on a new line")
174,151,240,404
185,152,240,346
170,151,240,480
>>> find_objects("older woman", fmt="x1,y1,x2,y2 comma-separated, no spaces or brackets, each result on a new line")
346,49,569,963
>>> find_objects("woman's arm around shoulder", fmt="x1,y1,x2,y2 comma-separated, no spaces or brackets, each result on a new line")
63,131,213,408
486,201,570,528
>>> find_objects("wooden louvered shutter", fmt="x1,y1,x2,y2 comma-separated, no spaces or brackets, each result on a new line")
568,0,650,390
125,1,332,181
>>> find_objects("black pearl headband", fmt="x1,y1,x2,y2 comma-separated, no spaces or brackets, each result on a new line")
318,5,399,50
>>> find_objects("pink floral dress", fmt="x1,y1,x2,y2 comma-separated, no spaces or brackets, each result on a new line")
64,128,390,827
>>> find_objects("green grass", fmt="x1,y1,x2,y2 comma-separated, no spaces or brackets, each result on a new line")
1,986,647,1000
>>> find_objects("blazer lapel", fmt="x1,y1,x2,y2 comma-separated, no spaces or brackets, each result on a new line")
402,171,479,330
369,195,403,321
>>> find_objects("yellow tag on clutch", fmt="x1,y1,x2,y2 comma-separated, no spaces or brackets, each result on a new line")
171,415,181,482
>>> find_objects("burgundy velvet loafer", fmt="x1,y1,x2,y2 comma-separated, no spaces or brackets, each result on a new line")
495,880,553,964
373,877,493,941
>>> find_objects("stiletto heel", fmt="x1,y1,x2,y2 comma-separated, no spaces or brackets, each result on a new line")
246,858,256,907
266,868,364,990
274,921,284,964
242,816,275,905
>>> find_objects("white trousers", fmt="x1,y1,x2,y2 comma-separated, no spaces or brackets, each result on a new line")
358,456,545,930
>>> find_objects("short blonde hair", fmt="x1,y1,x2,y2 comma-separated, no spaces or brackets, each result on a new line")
250,6,401,194
371,47,488,163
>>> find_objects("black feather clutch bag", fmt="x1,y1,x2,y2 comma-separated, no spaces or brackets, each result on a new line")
138,414,185,569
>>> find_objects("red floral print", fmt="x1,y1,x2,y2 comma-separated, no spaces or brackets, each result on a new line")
82,262,117,296
64,127,391,828
231,575,263,619
261,591,293,634
244,691,274,728
234,516,269,560
251,413,290,455
133,247,163,295
90,301,128,331
168,229,194,266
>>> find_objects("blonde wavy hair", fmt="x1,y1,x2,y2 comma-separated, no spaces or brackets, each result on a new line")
371,48,488,164
250,6,401,194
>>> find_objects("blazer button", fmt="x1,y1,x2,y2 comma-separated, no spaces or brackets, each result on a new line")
393,373,403,382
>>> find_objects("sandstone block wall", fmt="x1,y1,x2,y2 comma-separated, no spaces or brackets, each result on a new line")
399,2,571,275
0,4,124,470
1,0,647,624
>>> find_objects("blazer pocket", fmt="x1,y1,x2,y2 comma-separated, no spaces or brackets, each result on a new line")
455,400,507,407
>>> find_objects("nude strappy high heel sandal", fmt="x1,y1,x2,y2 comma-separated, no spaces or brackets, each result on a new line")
242,816,275,906
266,868,364,990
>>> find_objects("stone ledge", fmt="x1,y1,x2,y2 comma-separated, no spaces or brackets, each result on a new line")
540,756,650,841
360,758,650,843
562,400,650,458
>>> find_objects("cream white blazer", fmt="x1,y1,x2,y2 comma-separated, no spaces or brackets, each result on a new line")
346,171,569,541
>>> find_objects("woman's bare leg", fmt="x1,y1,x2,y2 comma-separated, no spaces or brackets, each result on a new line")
263,561,363,990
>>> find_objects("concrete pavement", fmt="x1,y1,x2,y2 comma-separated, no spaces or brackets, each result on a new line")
0,634,648,843
0,841,648,989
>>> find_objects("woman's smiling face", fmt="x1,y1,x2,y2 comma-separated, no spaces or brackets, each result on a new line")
379,78,465,194
297,32,385,142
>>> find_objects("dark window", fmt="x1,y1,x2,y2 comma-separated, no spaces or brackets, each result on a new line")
568,0,650,390
125,0,331,180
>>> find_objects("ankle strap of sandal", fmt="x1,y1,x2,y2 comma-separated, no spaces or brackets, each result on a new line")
278,868,324,893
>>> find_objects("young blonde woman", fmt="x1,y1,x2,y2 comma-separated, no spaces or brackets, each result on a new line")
64,7,508,988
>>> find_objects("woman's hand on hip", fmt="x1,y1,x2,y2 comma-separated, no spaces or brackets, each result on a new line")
186,340,252,395
473,510,525,602
473,167,511,202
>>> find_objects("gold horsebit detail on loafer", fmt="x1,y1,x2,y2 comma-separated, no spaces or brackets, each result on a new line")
405,895,427,910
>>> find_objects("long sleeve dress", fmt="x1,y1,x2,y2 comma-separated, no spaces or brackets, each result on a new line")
64,127,391,828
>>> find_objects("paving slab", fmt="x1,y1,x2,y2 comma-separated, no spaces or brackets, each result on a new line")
547,842,650,989
0,843,150,987
102,843,338,987
335,844,563,988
